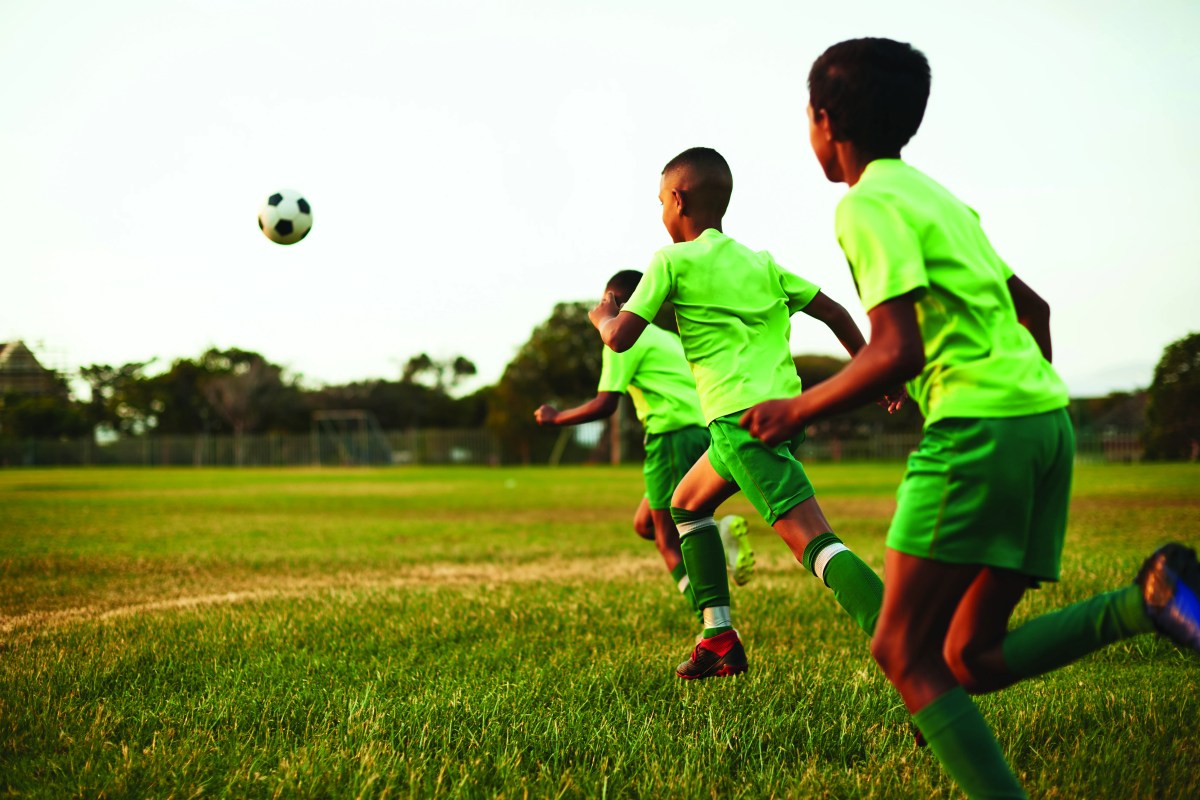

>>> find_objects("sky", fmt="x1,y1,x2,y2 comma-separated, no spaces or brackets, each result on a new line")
3,0,1198,399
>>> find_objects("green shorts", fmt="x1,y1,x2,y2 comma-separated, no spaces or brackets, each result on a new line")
644,425,710,510
888,408,1074,582
706,413,813,525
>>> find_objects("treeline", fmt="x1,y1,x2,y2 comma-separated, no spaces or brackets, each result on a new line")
2,309,1197,462
1,349,487,442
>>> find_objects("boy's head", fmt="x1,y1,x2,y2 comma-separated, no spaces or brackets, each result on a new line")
807,38,930,177
605,269,642,306
659,147,732,243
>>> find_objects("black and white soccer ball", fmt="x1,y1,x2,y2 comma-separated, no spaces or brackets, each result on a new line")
258,189,312,245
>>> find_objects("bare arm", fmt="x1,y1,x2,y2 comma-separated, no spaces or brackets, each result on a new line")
1007,274,1052,362
589,292,650,353
535,392,621,427
741,294,926,445
799,290,867,356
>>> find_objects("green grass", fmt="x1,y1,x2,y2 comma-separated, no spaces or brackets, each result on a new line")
1,463,1198,799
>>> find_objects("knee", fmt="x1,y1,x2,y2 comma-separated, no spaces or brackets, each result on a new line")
870,630,906,681
633,512,654,541
943,639,1001,695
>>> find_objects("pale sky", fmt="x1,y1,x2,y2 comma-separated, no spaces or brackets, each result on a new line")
3,0,1197,398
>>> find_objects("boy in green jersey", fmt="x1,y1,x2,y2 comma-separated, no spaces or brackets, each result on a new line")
590,147,890,679
742,37,1200,799
536,270,755,633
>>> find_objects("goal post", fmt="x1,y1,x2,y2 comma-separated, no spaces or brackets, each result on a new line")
311,410,393,465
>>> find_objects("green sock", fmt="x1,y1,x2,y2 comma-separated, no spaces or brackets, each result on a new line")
913,686,1026,800
801,533,883,636
1002,585,1153,679
671,507,732,637
670,562,703,624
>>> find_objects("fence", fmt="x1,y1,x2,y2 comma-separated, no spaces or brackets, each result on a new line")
0,429,502,468
0,428,1148,468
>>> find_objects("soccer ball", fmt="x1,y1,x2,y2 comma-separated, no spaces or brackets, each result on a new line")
257,189,312,245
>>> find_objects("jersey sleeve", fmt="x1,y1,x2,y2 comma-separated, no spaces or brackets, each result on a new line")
836,192,928,311
769,254,821,314
622,250,673,323
596,343,641,393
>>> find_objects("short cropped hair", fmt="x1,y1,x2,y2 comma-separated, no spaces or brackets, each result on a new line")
662,147,733,217
606,269,642,300
662,147,731,180
808,38,931,155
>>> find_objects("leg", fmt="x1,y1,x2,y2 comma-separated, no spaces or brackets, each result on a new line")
942,566,1028,693
946,568,1158,693
647,505,702,625
773,496,884,637
872,550,982,711
670,454,742,629
648,507,682,571
873,550,1027,799
670,453,747,678
772,494,836,562
632,496,655,541
671,451,742,514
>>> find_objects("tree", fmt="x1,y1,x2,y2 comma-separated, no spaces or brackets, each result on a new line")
1144,332,1200,460
487,302,603,463
0,392,89,440
198,348,300,437
401,353,478,392
79,360,154,436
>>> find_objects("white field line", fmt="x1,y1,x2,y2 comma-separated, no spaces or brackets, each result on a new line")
0,556,650,638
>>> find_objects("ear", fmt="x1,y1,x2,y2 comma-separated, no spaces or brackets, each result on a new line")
671,187,688,217
812,107,835,142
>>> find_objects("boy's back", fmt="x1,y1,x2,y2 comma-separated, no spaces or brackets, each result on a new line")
599,322,704,434
837,159,1068,423
624,228,820,423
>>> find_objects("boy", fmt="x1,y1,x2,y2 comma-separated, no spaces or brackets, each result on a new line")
536,270,755,633
590,147,888,679
741,37,1200,798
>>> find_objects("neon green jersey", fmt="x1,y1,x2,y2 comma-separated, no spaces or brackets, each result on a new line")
596,323,704,435
623,229,820,423
836,159,1068,425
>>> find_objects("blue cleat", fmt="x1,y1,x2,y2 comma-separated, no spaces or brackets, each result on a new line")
1136,543,1200,653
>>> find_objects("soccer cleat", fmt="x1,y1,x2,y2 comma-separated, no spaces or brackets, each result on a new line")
1136,542,1200,653
676,629,748,679
718,515,755,586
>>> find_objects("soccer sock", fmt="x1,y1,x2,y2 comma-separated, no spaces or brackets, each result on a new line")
801,532,883,636
913,686,1027,800
1002,585,1154,679
671,507,732,638
670,562,703,624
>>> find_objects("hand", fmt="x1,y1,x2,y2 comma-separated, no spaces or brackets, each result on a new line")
588,291,620,331
740,398,805,446
877,386,908,415
534,404,559,426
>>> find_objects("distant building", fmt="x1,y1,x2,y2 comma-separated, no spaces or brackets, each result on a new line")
0,341,63,397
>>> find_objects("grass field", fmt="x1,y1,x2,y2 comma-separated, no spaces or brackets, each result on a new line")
1,463,1198,799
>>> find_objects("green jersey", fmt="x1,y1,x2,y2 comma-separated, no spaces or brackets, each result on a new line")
596,322,705,435
835,159,1069,425
623,229,821,423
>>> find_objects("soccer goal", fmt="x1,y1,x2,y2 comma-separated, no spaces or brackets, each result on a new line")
311,410,393,466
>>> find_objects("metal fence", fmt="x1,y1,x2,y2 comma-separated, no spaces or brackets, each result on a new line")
0,428,1148,468
0,428,503,468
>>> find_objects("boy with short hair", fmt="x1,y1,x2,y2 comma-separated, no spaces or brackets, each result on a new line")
536,269,755,633
590,147,888,679
741,36,1200,798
